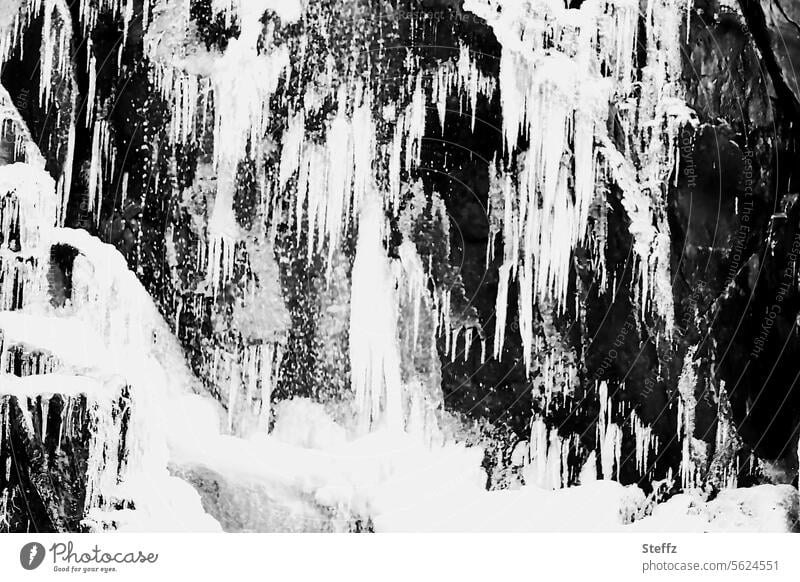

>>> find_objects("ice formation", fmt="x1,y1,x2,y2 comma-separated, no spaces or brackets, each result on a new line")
475,0,695,370
349,191,405,432
0,164,55,311
524,417,573,489
1,0,794,534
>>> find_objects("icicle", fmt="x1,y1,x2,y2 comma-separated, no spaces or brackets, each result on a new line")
596,381,622,480
678,346,698,489
525,417,570,489
430,43,496,132
349,191,404,433
56,117,76,226
0,86,46,167
631,410,654,476
40,396,49,440
122,0,133,45
86,49,96,126
86,119,113,225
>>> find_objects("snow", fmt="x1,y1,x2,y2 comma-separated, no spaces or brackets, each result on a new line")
632,485,799,532
431,43,496,132
168,395,639,531
0,188,215,531
187,402,796,532
0,312,108,370
271,398,347,450
597,381,622,480
0,373,104,398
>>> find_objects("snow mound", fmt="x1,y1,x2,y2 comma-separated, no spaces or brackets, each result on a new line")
632,485,799,532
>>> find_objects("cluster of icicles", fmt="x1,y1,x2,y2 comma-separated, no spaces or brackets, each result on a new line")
0,0,712,489
143,0,502,435
474,0,696,373
521,381,659,489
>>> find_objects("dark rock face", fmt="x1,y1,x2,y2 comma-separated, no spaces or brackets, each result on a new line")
698,1,800,481
746,0,800,107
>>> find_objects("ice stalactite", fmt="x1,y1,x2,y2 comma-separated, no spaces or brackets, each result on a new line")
349,191,404,433
632,410,657,478
614,0,699,335
524,417,574,489
386,76,428,213
349,179,455,437
87,120,115,226
677,346,699,489
708,380,741,490
278,87,376,267
38,0,72,113
431,43,497,133
597,381,622,480
469,0,634,371
522,389,660,488
466,0,698,488
486,162,515,359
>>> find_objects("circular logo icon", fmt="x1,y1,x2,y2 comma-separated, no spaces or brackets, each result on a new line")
20,542,46,570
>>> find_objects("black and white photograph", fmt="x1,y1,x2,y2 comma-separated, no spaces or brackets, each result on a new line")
0,0,798,578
